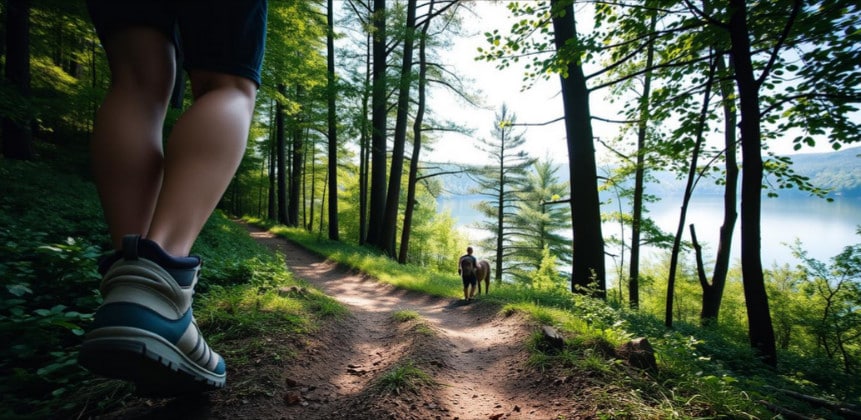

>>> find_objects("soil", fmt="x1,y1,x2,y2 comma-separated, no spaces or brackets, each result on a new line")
94,225,603,420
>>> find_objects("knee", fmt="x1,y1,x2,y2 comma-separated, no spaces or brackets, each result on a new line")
189,70,258,104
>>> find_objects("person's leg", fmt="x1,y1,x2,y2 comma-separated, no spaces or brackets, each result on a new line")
145,70,257,256
91,27,175,250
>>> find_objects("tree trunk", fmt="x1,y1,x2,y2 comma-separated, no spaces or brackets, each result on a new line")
550,0,605,297
665,57,715,328
700,51,738,325
358,29,372,244
307,138,316,231
495,141,505,283
629,13,657,309
289,85,304,228
729,0,777,367
268,101,277,221
276,85,289,225
381,0,417,256
2,0,33,160
326,0,339,240
366,0,388,248
399,6,432,264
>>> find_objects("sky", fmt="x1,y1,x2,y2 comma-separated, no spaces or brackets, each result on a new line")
425,2,850,166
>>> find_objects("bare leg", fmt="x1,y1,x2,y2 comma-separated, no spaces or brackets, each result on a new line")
146,70,257,256
91,27,174,250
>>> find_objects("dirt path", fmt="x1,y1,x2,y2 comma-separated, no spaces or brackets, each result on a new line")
98,226,590,419
235,226,592,420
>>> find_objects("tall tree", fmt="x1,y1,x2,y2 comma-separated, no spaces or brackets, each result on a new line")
473,104,532,283
728,0,777,367
629,12,657,309
381,0,418,256
366,0,388,248
550,0,606,296
698,0,739,325
275,84,290,225
508,158,572,286
326,0,340,240
665,55,716,328
478,0,607,295
2,0,33,160
288,85,305,227
398,0,432,264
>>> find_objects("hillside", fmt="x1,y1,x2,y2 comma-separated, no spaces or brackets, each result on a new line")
431,146,861,199
2,156,859,419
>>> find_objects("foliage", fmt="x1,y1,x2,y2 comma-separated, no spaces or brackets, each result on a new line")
268,224,861,414
265,223,463,299
471,104,535,281
333,164,468,272
784,234,861,375
507,158,572,285
0,158,343,417
0,160,106,416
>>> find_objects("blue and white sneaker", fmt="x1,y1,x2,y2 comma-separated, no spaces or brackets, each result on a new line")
79,235,226,396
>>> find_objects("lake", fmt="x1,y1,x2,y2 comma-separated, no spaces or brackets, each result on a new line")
438,193,861,280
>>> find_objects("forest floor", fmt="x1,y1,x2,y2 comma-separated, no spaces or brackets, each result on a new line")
95,224,606,420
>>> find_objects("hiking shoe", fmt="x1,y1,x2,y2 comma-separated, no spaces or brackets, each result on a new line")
79,235,226,397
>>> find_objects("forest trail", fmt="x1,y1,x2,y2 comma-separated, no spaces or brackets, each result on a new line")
99,224,592,419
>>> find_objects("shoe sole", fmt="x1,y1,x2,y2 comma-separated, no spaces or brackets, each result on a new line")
79,327,225,397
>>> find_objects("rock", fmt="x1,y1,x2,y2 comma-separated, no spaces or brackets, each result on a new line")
537,325,564,353
283,391,302,405
617,337,658,372
277,286,306,297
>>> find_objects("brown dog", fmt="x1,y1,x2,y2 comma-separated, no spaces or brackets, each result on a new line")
475,260,491,295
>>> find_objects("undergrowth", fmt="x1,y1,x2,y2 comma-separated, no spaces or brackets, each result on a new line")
258,220,860,419
0,159,343,418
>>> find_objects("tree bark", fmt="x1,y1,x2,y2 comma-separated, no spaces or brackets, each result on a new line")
288,85,305,228
366,0,388,248
358,28,372,244
700,51,738,325
2,0,33,160
665,57,715,328
550,0,606,297
326,0,340,240
399,3,432,264
276,85,289,225
381,0,417,256
728,0,777,367
268,101,277,220
629,13,657,309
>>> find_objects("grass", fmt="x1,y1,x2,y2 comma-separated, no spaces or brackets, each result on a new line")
0,159,348,418
2,156,854,419
249,220,861,418
391,309,435,336
392,309,421,322
376,360,435,395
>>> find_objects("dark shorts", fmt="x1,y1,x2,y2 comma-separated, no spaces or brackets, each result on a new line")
462,273,477,288
87,0,267,87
